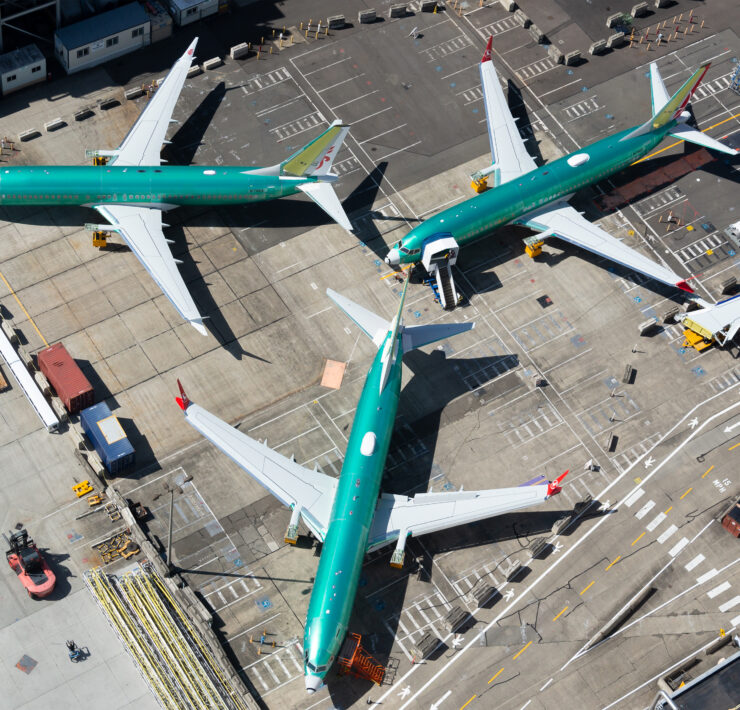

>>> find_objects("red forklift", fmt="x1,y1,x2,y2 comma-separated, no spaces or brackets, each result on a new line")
4,529,56,599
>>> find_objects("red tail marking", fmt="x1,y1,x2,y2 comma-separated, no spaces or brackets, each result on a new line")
676,280,695,294
673,64,710,118
175,378,191,411
546,470,569,497
481,36,493,64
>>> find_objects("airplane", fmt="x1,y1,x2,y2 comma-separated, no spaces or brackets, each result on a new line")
385,37,738,308
0,38,354,335
174,279,570,692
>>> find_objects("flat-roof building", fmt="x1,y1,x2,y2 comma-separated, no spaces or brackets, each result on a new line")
0,44,46,96
168,0,219,26
54,2,151,74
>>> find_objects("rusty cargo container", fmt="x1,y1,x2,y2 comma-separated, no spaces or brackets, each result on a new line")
37,343,94,414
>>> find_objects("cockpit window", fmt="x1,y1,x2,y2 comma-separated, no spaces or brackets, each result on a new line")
400,247,410,254
306,661,328,672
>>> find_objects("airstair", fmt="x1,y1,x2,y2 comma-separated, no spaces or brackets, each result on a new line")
337,633,386,685
421,236,460,310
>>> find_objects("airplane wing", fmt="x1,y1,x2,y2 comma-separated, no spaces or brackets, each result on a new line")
94,205,207,334
480,36,537,186
367,474,567,551
514,201,693,292
177,383,337,541
112,37,198,167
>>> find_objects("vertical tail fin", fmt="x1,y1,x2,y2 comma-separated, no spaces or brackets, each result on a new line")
280,120,350,177
650,62,710,130
280,120,354,231
621,62,711,141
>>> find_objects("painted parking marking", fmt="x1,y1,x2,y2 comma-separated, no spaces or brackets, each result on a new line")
479,16,522,39
657,524,678,544
669,537,689,557
635,500,656,520
696,568,719,585
624,488,645,507
718,596,740,612
515,57,557,81
632,532,646,546
564,96,600,122
646,512,667,532
708,581,731,599
685,554,705,571
421,35,473,62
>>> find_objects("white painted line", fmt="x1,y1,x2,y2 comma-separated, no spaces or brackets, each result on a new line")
707,581,731,599
657,524,678,544
636,500,656,519
540,678,553,691
685,553,705,571
696,568,719,585
718,596,740,613
303,57,349,76
646,512,667,531
394,389,740,709
623,488,645,507
668,537,689,557
731,614,740,628
360,123,408,145
318,73,365,93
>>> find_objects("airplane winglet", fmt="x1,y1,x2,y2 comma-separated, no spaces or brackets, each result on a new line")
676,280,695,294
546,470,569,498
482,36,493,63
175,379,191,411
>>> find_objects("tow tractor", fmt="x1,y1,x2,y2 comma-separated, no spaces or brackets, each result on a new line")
4,528,56,599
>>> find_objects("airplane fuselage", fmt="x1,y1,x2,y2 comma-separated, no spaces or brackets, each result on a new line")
303,328,403,688
391,122,673,262
0,165,313,206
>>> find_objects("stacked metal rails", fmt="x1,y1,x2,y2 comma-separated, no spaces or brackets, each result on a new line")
84,563,250,710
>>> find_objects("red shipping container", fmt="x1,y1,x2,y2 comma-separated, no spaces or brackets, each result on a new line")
37,343,94,414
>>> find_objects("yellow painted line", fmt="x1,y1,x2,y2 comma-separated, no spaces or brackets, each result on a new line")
680,487,693,500
0,271,48,347
632,532,646,546
512,640,532,660
488,667,504,684
729,442,740,451
633,111,740,164
553,606,568,622
702,465,714,479
605,555,622,571
460,695,476,709
380,265,410,280
580,580,595,595
664,506,673,515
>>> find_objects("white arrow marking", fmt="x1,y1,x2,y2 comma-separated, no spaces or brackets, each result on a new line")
598,500,611,512
503,589,514,601
430,689,452,710
644,456,656,468
452,635,462,648
723,420,740,433
688,417,699,429
552,541,563,554
398,686,411,699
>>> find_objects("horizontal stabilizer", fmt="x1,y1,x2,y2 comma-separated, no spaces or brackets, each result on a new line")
326,289,389,348
402,321,474,350
298,181,353,232
669,124,738,156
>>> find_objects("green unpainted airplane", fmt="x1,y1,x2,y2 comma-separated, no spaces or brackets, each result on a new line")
385,37,738,307
175,280,569,692
0,38,353,335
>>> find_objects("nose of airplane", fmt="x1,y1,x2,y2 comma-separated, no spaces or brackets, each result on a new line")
305,674,323,693
385,247,401,266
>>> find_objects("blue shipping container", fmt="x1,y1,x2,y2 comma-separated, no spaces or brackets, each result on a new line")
80,402,135,474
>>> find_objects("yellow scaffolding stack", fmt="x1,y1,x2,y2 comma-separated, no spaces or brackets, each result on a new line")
84,564,251,710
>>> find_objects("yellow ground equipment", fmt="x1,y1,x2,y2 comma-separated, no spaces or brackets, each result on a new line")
524,235,544,258
471,176,488,193
87,493,104,507
73,480,93,497
682,327,713,352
